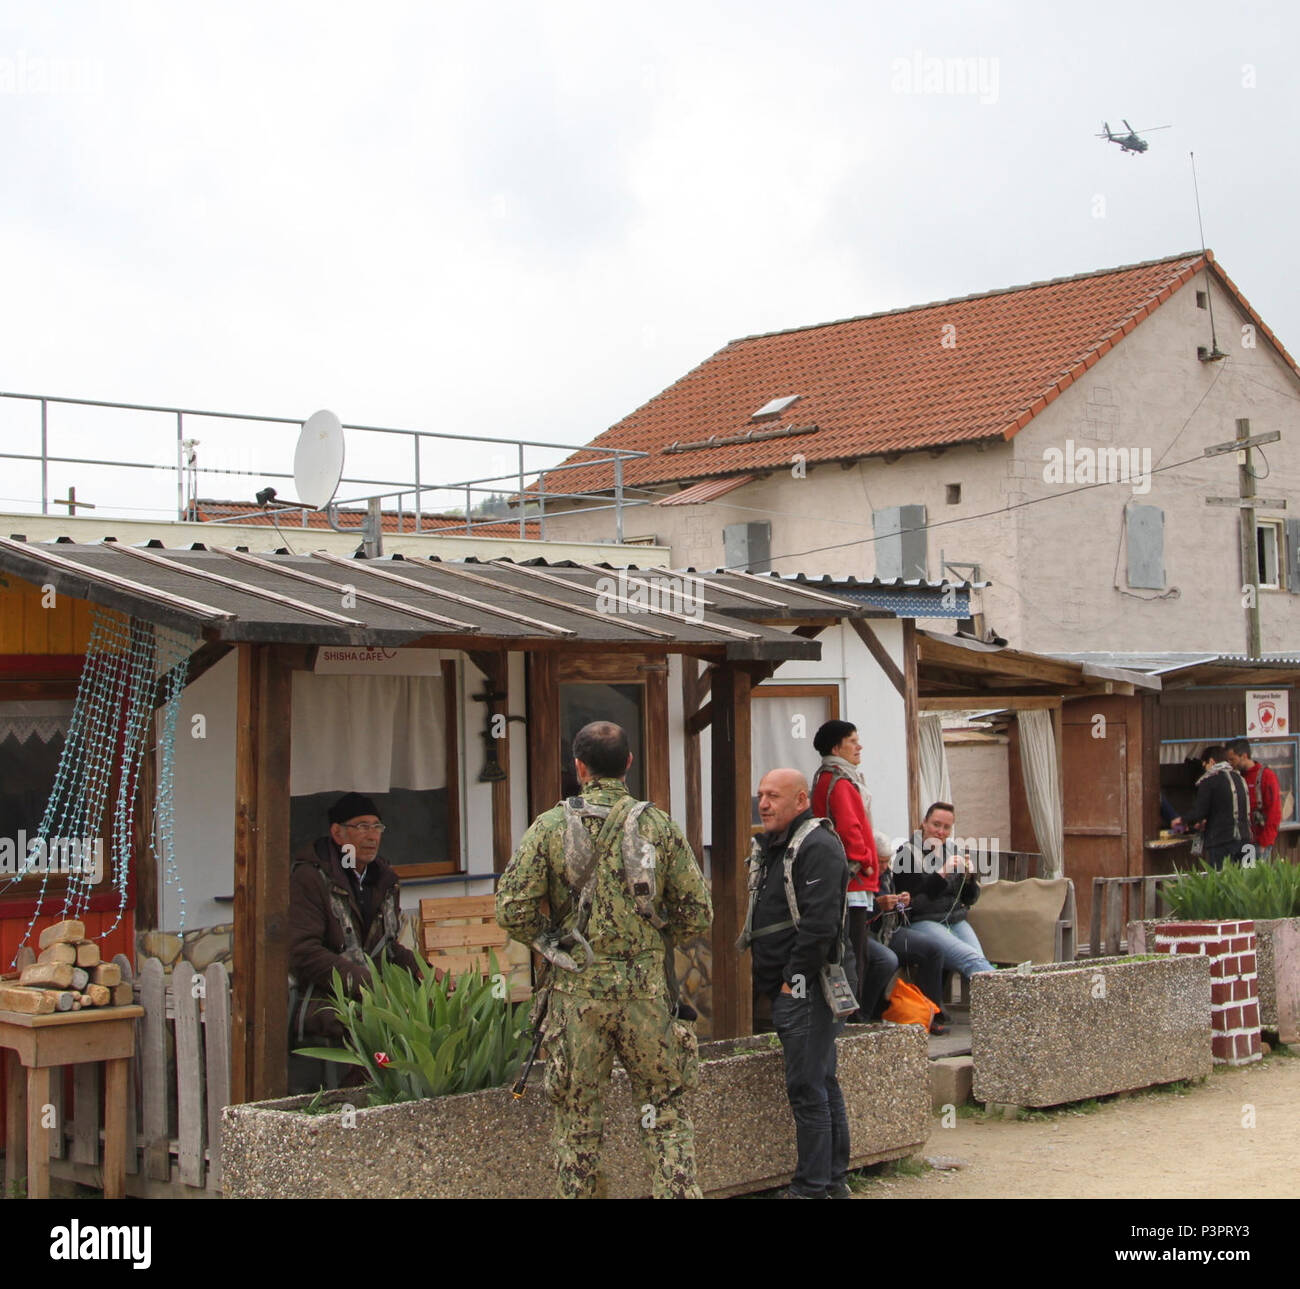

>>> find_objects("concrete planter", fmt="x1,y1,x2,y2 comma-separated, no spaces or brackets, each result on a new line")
221,1023,930,1198
971,955,1211,1108
1129,916,1300,1044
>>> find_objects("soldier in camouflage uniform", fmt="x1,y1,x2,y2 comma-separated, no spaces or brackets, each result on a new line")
497,721,713,1199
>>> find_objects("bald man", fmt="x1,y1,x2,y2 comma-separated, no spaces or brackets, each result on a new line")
742,768,853,1198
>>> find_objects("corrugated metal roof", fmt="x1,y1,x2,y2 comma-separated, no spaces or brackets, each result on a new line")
0,538,877,661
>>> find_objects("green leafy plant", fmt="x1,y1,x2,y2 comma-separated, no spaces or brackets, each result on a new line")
295,950,532,1104
1164,859,1300,921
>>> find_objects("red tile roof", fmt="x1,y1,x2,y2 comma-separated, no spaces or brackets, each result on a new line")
192,501,539,539
549,251,1298,495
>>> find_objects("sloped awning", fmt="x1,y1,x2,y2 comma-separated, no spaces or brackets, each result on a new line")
0,537,873,662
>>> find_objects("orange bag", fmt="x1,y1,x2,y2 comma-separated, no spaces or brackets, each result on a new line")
881,979,940,1028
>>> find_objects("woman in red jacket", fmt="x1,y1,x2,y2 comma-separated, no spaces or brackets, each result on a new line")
812,720,895,1021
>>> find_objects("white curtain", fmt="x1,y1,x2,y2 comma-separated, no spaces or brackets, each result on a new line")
751,694,832,786
290,673,446,796
1017,709,1064,879
917,714,951,812
0,700,73,744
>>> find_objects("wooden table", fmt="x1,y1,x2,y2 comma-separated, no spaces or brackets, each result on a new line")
2,1005,143,1199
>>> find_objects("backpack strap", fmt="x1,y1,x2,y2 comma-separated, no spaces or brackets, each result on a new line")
736,817,835,950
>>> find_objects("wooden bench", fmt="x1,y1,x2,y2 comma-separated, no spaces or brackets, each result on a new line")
418,895,532,1003
1088,874,1182,958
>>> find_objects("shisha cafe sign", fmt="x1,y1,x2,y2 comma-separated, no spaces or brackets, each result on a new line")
1246,689,1289,737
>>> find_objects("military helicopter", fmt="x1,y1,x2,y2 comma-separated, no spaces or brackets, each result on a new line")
1098,119,1171,154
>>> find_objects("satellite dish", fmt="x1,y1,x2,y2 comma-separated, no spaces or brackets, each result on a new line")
294,410,345,510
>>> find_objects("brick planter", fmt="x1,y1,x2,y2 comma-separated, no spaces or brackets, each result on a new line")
1132,916,1300,1046
221,1023,930,1199
970,955,1211,1108
1150,921,1262,1066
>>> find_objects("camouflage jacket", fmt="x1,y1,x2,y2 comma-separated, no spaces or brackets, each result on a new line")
496,778,712,999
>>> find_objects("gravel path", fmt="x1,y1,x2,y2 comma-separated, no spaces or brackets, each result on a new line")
862,1052,1300,1199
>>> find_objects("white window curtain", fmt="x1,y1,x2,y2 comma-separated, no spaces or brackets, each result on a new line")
290,674,446,796
0,700,74,744
751,693,832,785
917,714,951,811
1017,708,1064,878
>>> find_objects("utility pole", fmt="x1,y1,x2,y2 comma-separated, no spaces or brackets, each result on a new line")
1205,418,1285,658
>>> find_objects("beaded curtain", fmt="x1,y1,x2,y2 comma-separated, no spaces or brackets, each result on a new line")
6,610,196,961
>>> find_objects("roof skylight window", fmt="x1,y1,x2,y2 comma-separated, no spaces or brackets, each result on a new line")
751,394,801,420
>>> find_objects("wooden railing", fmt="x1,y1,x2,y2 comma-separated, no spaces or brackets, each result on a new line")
14,945,231,1196
1087,875,1183,959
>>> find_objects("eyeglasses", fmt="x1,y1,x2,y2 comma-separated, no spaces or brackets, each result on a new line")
341,822,386,834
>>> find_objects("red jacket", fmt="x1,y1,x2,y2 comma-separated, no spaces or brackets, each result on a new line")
1241,761,1282,848
813,770,879,892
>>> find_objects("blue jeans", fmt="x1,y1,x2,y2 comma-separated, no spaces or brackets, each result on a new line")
903,917,995,978
770,988,850,1196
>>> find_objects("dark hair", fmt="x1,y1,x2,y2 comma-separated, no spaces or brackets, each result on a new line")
1229,738,1252,758
1202,745,1227,765
924,801,955,821
572,721,630,779
813,719,857,757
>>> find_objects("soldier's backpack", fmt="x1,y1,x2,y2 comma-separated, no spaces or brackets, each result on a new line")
551,795,682,1000
736,817,859,1019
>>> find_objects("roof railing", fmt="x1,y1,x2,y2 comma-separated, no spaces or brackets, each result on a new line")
0,390,649,542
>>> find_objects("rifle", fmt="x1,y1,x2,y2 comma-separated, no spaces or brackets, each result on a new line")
510,926,592,1099
511,977,552,1099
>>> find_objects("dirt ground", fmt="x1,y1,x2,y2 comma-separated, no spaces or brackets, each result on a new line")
862,1051,1300,1199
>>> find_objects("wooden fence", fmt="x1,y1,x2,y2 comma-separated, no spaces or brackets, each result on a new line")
1088,874,1183,959
14,945,231,1197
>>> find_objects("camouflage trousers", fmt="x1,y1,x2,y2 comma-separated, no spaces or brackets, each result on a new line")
543,991,701,1198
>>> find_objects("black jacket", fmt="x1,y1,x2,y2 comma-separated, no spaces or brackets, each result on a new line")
1182,764,1250,862
749,810,850,1000
891,837,981,924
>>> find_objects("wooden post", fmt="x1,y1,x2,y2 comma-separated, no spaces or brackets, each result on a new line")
682,659,708,863
527,651,560,822
710,661,753,1039
902,619,921,833
231,643,292,1104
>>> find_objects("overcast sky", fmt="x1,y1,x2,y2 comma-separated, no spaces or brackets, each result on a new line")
1,1,1296,520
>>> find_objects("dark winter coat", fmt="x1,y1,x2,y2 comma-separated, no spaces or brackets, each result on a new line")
288,837,419,1038
891,837,982,924
1182,764,1251,864
749,809,850,1000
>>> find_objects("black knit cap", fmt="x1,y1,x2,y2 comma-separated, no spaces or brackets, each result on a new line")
328,792,382,825
813,719,857,757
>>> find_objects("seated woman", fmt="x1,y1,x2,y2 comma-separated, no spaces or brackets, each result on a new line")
891,801,995,986
867,831,948,1033
811,720,895,1022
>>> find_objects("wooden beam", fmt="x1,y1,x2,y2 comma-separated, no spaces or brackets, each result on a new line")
645,662,670,811
527,652,561,821
918,694,1063,711
710,662,753,1039
903,620,921,832
152,640,233,710
682,659,708,865
230,643,293,1104
850,618,905,696
918,634,1082,688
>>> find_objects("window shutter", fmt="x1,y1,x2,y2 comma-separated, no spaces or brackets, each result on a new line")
723,521,771,572
873,504,927,579
1127,504,1165,589
1286,518,1300,595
